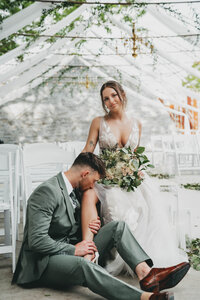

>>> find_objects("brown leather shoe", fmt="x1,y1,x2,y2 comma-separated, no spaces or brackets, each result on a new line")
149,292,174,300
140,262,190,293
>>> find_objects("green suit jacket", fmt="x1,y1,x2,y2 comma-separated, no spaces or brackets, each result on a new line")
12,172,81,284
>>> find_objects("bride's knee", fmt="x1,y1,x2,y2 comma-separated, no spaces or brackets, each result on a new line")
82,189,98,204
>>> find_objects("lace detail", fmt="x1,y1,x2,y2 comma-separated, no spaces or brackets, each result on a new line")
99,115,139,152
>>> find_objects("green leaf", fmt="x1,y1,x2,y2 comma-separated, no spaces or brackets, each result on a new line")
127,186,132,192
147,164,154,168
131,159,139,169
195,265,200,271
135,147,145,154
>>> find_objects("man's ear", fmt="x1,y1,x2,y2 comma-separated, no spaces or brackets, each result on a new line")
81,170,90,178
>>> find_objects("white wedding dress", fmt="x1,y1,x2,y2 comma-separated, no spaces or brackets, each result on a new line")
94,116,187,276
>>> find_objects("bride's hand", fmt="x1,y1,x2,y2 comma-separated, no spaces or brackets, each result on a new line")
88,216,101,234
84,253,95,262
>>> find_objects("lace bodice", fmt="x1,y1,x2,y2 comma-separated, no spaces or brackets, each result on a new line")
99,115,139,151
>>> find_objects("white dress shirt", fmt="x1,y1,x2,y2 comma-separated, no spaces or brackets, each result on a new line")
61,172,76,209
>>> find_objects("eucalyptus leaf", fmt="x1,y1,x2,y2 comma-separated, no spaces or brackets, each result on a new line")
131,160,139,169
135,147,145,154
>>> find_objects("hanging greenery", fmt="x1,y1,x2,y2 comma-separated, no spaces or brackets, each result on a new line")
0,0,193,59
0,1,33,55
0,0,33,24
0,2,81,56
182,61,200,92
181,182,200,191
186,237,200,271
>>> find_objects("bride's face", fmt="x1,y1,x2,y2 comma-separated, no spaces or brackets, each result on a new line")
102,87,123,112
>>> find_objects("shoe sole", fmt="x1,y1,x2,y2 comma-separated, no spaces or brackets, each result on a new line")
144,263,190,293
159,263,190,291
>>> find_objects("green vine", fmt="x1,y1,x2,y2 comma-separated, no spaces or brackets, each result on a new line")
149,173,171,179
0,34,18,56
161,4,190,29
0,0,33,24
182,61,200,92
181,183,200,191
186,238,200,271
0,3,81,55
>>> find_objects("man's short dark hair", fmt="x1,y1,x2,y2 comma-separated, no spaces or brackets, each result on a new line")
72,152,106,178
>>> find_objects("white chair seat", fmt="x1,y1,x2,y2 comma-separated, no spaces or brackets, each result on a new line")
0,203,10,210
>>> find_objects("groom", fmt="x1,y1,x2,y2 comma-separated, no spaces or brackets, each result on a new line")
12,152,190,300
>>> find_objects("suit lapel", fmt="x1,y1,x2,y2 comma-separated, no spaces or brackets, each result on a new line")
56,172,75,225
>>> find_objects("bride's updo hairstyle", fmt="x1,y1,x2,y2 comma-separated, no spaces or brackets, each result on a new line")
100,80,127,114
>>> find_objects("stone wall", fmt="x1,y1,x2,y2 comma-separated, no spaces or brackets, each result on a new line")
0,81,174,145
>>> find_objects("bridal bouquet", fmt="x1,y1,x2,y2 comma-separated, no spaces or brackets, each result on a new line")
98,146,154,192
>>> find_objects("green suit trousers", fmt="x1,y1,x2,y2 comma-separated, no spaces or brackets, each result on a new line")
38,221,152,300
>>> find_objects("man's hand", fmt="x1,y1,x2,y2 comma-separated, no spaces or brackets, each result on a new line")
84,253,95,262
88,216,101,234
74,240,97,257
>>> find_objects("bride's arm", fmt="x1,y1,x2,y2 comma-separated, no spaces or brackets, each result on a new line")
81,189,99,261
82,117,101,153
81,117,101,261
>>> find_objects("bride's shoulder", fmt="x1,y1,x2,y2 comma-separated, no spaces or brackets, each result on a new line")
91,116,104,128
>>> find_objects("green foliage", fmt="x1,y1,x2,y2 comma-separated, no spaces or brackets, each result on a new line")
0,35,18,55
98,146,154,192
182,61,200,92
0,3,81,55
16,54,24,62
186,238,200,271
181,183,200,191
75,39,87,49
0,0,33,24
123,15,133,24
149,173,171,179
0,1,149,57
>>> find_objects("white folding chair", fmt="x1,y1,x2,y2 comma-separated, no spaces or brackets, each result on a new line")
162,135,177,175
58,141,84,157
173,134,200,175
0,150,16,272
0,144,21,239
150,135,166,172
159,181,189,250
22,143,75,226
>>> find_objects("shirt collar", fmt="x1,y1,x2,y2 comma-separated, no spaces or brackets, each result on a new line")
62,172,73,195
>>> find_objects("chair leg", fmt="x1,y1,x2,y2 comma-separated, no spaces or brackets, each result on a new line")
4,210,11,246
11,210,16,273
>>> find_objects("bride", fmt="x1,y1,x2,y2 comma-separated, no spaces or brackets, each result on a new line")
81,80,187,274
